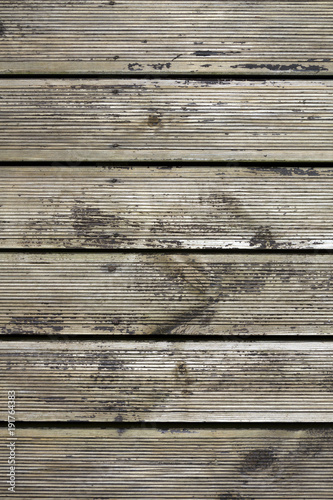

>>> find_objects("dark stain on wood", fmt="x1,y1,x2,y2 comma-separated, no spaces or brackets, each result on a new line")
231,63,329,73
251,166,320,177
5,314,65,335
148,114,162,126
240,448,276,474
98,355,124,371
128,63,143,71
249,226,277,249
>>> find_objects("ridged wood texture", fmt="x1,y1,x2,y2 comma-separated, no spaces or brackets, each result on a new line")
2,341,333,422
1,79,333,161
0,1,333,75
1,253,333,336
0,426,333,499
1,165,333,249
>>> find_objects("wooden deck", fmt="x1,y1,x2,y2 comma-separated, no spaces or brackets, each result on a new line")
1,1,333,75
0,1,333,498
1,79,333,161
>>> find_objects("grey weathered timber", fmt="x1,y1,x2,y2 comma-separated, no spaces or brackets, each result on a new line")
0,1,333,75
0,79,333,162
1,165,333,249
0,426,332,499
2,340,333,422
1,253,333,336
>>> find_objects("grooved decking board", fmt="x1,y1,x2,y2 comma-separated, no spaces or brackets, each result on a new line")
1,79,333,162
1,426,333,499
1,253,333,336
2,341,333,422
1,1,333,75
1,165,333,249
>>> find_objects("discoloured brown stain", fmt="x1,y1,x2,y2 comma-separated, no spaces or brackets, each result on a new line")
249,226,277,249
240,448,276,474
107,265,117,272
148,114,161,126
0,22,5,37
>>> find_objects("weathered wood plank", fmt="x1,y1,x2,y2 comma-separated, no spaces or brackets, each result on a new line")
1,79,333,162
1,1,333,75
1,165,333,249
2,341,333,422
1,253,333,336
1,426,333,498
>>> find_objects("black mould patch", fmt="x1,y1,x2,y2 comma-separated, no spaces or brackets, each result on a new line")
128,63,143,72
148,62,171,70
249,226,277,249
194,50,241,57
249,166,320,177
240,448,276,474
231,63,328,73
98,355,124,371
7,314,64,334
71,206,116,235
